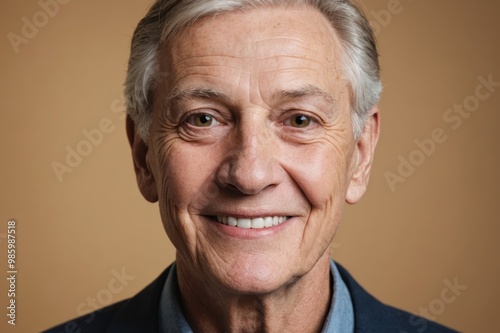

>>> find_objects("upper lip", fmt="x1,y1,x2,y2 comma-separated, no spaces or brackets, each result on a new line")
201,211,293,219
195,202,303,219
208,213,291,219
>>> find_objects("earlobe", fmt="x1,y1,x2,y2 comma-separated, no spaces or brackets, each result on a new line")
126,115,158,203
346,107,380,205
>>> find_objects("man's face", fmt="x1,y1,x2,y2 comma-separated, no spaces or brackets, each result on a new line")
134,5,377,294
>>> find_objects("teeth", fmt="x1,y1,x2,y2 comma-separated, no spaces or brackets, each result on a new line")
215,216,288,229
228,217,237,227
238,219,252,229
252,218,264,229
273,216,279,226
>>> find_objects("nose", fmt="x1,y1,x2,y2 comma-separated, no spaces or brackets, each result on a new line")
216,118,283,195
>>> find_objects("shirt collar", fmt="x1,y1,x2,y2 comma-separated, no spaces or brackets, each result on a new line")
322,260,355,333
159,263,192,333
159,260,354,333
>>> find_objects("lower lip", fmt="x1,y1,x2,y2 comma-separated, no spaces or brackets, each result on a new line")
206,216,294,239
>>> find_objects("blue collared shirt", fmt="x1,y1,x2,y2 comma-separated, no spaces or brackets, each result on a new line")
159,260,354,332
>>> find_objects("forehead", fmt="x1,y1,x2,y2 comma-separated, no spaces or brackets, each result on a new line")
160,5,346,100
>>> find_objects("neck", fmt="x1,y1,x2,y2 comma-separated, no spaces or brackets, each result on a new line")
176,254,332,333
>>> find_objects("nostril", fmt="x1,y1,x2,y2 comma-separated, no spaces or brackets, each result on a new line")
215,140,283,195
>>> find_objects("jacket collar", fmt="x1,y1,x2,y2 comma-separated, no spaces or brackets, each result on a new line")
105,266,172,333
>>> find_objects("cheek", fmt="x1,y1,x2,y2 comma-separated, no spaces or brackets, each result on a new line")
286,139,354,210
154,141,220,211
152,141,221,258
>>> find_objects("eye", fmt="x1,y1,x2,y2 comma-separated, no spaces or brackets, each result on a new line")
186,113,219,127
286,114,312,128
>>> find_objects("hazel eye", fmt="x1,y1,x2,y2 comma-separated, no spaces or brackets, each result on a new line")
187,114,219,127
287,115,312,128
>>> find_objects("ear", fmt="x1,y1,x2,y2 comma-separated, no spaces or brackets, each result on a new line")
346,106,380,204
126,115,158,203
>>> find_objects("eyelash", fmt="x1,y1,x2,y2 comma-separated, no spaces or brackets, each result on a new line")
282,112,320,129
179,109,320,131
182,111,222,128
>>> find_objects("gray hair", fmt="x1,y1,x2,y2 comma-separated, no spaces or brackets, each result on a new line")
125,0,382,140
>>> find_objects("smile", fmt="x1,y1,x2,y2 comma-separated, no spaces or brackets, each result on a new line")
214,216,289,229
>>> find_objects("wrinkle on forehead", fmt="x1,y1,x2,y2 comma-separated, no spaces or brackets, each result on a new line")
156,4,350,115
163,5,342,68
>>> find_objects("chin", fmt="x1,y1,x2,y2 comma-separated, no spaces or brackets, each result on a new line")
210,255,297,295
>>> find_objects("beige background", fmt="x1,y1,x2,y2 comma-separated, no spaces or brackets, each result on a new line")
1,0,499,332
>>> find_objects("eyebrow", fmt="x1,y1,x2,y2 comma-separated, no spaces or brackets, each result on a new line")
272,85,337,107
166,88,231,107
165,84,336,110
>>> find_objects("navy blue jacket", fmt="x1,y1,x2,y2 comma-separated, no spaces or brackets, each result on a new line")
44,264,458,333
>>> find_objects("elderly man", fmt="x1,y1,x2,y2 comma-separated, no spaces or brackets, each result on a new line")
46,0,457,332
